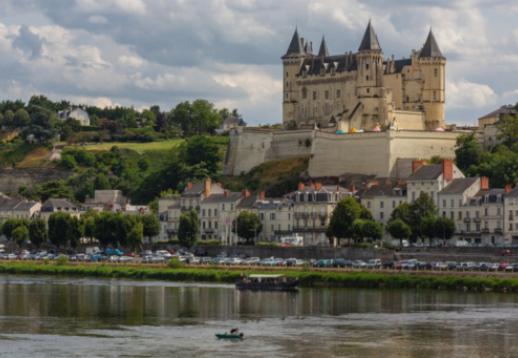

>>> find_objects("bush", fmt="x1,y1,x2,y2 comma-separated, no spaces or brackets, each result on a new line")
255,241,280,248
167,257,184,269
382,241,397,250
55,255,69,266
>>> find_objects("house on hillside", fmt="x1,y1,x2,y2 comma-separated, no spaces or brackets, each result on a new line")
58,108,90,126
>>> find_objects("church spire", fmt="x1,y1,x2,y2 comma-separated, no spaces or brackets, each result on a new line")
358,20,381,51
284,27,304,57
419,29,444,59
318,35,329,57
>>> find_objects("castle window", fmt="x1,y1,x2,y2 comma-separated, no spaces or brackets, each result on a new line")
286,71,289,77
366,63,369,70
366,75,369,81
433,90,437,101
366,88,370,94
434,68,438,77
325,90,329,100
336,89,341,98
285,92,288,100
313,91,317,100
302,87,307,99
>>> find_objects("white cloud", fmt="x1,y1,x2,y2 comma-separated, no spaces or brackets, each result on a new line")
446,80,497,109
118,55,144,67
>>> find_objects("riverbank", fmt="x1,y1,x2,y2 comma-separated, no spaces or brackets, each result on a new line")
2,261,518,293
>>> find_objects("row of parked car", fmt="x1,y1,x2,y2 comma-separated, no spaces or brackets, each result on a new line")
3,249,518,272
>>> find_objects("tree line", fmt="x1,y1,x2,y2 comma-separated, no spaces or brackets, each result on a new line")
0,211,160,250
0,95,243,144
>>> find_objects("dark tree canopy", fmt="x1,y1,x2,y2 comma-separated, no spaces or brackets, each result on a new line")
178,210,200,248
326,196,363,243
234,211,262,245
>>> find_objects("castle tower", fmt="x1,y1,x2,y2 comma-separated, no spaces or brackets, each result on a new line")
418,29,446,129
317,36,329,57
282,28,306,127
355,21,386,128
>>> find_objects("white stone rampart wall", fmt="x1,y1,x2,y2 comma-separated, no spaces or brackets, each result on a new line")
224,128,461,178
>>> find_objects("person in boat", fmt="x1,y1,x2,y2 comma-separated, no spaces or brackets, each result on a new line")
230,328,239,334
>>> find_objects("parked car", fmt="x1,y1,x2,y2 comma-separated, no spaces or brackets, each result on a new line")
352,260,367,269
333,258,352,268
365,259,381,269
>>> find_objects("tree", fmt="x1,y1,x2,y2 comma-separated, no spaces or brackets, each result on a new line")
420,215,438,245
178,210,199,248
409,193,437,240
80,210,98,242
184,136,221,174
3,110,14,127
2,219,27,240
497,114,518,147
234,211,262,245
48,212,80,248
386,219,411,247
28,219,47,247
362,220,383,241
141,214,160,240
434,216,456,245
12,225,29,246
326,196,363,245
121,215,143,249
455,133,484,172
13,108,31,127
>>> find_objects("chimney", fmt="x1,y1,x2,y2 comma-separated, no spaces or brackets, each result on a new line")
315,182,322,191
480,177,489,191
187,182,193,190
203,177,212,198
442,159,453,182
224,190,229,198
298,182,305,191
259,191,265,200
241,189,251,198
412,160,425,174
505,184,512,193
349,184,356,192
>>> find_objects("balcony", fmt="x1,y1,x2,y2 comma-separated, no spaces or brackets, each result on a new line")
495,228,503,234
463,217,471,223
473,217,481,223
482,228,490,234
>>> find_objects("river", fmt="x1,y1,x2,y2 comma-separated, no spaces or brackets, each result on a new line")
0,274,518,357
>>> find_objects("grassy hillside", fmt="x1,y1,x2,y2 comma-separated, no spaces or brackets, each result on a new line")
220,156,309,196
66,139,185,154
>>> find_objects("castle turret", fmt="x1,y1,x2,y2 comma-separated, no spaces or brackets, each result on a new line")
418,29,446,129
282,28,307,127
355,21,386,128
317,36,329,57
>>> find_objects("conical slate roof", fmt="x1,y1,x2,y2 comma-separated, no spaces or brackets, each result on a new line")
318,36,329,57
284,28,304,57
419,29,444,58
358,21,381,51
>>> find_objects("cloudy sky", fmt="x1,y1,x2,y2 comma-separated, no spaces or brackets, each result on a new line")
0,0,517,125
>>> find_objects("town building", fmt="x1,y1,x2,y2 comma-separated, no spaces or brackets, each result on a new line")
477,105,518,150
406,159,464,205
285,183,352,246
282,21,445,131
360,179,406,223
0,197,41,221
40,198,79,219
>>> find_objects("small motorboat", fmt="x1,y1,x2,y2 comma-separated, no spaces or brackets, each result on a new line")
236,274,299,292
216,328,244,340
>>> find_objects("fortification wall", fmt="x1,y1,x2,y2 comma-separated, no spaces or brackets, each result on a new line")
223,128,273,175
223,128,460,178
267,129,314,161
308,131,391,177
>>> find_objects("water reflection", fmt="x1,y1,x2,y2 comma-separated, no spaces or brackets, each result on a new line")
1,275,518,357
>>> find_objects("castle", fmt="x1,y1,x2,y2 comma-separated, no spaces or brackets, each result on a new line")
224,21,461,179
282,22,445,131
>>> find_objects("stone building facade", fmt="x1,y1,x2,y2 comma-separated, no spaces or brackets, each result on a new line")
282,21,445,131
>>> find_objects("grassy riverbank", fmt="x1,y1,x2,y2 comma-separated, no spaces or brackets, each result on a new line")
1,262,518,293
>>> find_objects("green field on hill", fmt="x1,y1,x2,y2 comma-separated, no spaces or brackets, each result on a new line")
66,139,185,154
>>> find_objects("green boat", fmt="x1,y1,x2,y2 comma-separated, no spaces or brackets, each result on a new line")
215,333,244,340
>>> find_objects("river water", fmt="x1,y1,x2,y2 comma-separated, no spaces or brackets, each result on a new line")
1,275,518,357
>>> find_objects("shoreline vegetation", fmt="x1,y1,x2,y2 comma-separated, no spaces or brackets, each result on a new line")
2,262,518,293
